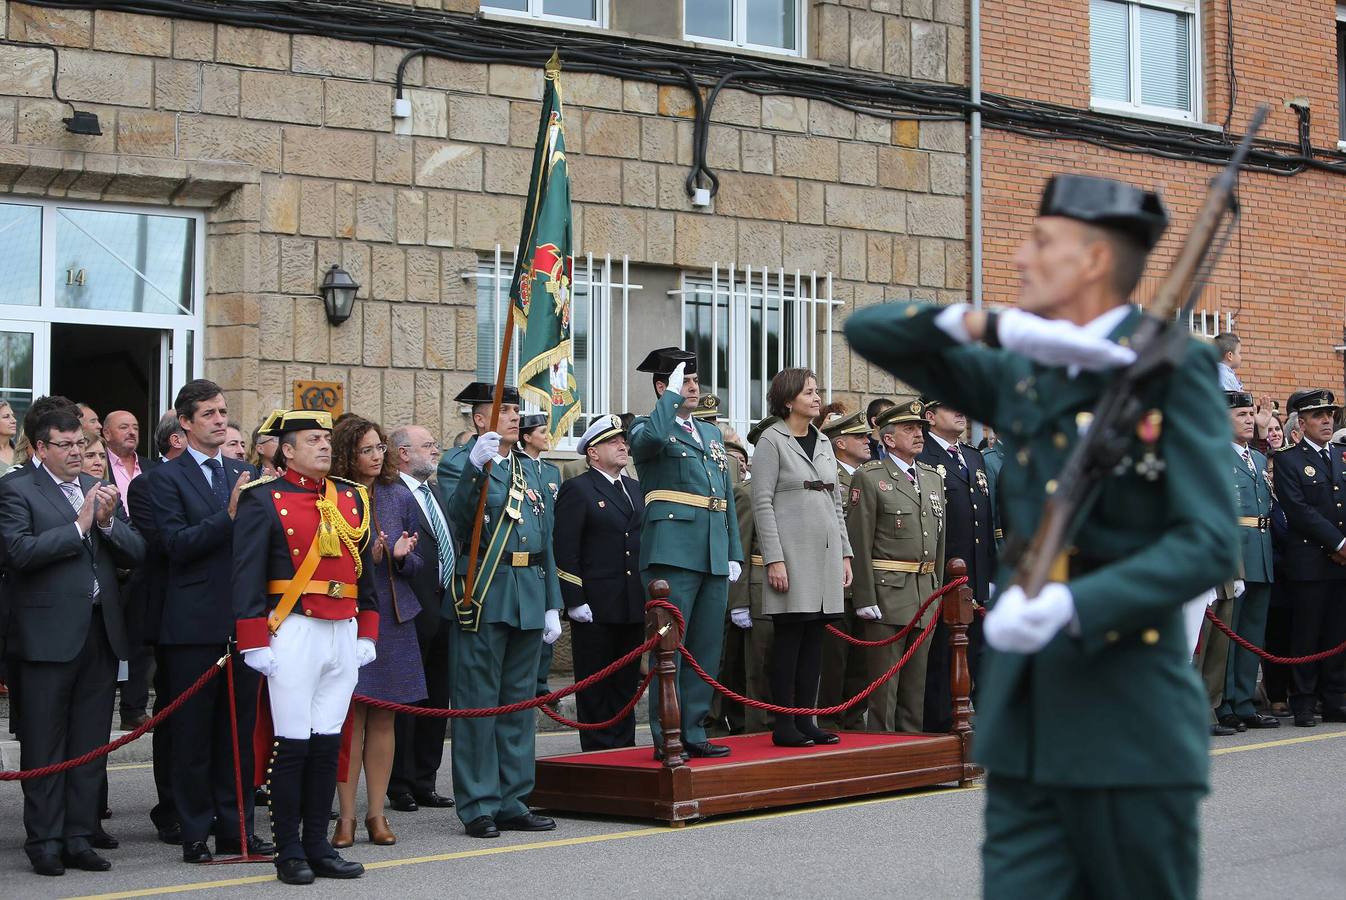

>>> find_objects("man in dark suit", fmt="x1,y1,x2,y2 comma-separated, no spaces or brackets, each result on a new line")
1274,388,1346,727
386,424,456,812
554,415,647,751
127,412,188,844
0,408,145,876
148,380,269,863
918,399,996,733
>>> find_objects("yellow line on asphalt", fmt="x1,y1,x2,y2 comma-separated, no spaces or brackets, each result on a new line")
66,783,981,899
1210,728,1346,755
107,763,154,771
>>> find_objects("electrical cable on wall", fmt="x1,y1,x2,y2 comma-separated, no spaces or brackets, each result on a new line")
23,0,1346,195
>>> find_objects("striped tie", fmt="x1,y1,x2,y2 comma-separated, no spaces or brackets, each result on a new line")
419,484,456,590
60,481,100,599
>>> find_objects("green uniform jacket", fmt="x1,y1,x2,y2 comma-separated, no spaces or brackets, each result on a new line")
434,440,473,513
847,458,946,626
630,390,744,574
839,464,856,604
446,453,563,629
846,301,1237,789
1230,444,1274,584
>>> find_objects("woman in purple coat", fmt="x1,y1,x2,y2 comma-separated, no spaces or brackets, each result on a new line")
330,416,428,848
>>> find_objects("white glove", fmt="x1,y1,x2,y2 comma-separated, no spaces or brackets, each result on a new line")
730,608,753,630
543,608,562,644
856,605,882,621
984,583,1076,654
728,560,742,583
568,603,594,623
242,647,277,678
356,638,377,668
1232,579,1246,598
667,362,686,395
468,431,502,470
995,308,1137,371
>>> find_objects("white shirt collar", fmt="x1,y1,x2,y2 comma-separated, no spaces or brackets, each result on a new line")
1231,441,1250,455
186,444,222,466
44,464,78,488
890,456,915,474
1302,436,1326,454
838,460,856,476
928,433,958,453
593,466,624,485
399,470,428,492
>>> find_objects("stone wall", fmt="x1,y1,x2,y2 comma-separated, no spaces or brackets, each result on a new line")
0,0,969,435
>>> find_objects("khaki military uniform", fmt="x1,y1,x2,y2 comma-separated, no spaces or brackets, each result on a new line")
846,457,946,732
714,476,775,735
818,462,868,730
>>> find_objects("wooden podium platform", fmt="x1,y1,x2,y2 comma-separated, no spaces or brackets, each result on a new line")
530,561,979,825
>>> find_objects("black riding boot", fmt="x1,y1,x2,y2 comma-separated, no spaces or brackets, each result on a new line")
267,737,314,884
303,733,364,879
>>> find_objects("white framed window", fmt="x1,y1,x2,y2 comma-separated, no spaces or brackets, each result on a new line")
1090,0,1200,122
482,0,605,27
675,265,837,440
685,0,803,57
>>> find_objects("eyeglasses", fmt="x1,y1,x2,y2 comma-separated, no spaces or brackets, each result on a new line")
357,443,388,457
43,439,88,452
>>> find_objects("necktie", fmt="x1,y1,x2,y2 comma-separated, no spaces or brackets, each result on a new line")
1321,448,1333,471
419,484,456,590
1242,449,1255,474
59,481,100,600
948,444,967,475
205,457,229,507
681,420,694,435
905,468,916,485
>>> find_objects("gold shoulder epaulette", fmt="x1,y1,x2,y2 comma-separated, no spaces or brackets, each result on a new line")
858,460,885,472
240,474,277,491
328,474,359,486
915,461,938,472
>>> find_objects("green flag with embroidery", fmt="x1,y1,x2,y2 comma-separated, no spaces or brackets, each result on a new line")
510,53,580,442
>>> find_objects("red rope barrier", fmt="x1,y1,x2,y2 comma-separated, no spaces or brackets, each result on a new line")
1205,607,1346,664
825,578,966,647
540,670,656,730
0,655,225,781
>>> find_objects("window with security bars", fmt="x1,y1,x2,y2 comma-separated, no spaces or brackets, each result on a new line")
1090,0,1198,121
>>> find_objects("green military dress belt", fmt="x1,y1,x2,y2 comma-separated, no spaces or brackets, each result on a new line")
1237,515,1269,530
645,489,728,512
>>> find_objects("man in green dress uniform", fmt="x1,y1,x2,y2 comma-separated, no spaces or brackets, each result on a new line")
630,348,744,757
818,411,874,731
845,174,1237,899
441,384,563,839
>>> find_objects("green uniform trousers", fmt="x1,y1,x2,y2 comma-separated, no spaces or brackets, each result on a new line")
1217,581,1271,720
983,775,1200,900
536,638,554,697
710,614,745,734
860,605,936,733
645,564,728,747
448,622,542,825
819,607,868,731
1196,595,1235,720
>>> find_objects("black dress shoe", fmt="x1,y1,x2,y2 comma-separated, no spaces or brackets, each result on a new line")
1240,714,1281,729
465,816,500,839
62,849,112,871
772,733,815,748
388,791,419,812
1210,723,1237,736
156,823,182,845
1294,712,1317,727
30,854,64,877
216,834,276,856
1320,708,1346,723
309,853,365,879
797,722,841,745
275,858,315,885
414,791,456,808
684,740,731,758
92,828,119,849
496,812,556,832
1217,714,1247,733
182,840,213,863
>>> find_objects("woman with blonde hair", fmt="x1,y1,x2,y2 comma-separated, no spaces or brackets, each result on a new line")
0,400,17,477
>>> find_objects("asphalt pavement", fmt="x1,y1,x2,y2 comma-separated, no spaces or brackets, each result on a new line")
1,723,1343,900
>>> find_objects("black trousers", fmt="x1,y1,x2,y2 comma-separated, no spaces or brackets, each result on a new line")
17,607,117,860
1262,586,1294,705
768,617,825,737
149,645,178,830
118,644,154,718
389,606,451,798
1289,580,1346,715
923,615,983,734
570,621,645,752
161,643,259,844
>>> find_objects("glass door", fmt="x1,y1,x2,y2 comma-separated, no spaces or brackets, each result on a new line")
0,320,50,424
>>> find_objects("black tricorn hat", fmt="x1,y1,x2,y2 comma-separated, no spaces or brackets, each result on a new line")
636,347,697,376
519,413,548,432
1225,391,1254,409
1038,174,1169,251
454,382,521,406
1288,389,1337,415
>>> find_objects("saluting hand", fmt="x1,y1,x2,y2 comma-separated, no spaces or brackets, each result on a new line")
227,472,250,520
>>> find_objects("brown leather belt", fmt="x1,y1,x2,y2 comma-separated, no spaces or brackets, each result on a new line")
509,552,545,567
802,480,836,492
267,579,356,599
872,559,936,575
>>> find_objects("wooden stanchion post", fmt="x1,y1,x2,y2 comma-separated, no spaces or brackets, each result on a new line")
646,580,686,768
943,558,977,784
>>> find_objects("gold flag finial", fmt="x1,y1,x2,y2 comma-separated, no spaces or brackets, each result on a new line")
545,49,561,79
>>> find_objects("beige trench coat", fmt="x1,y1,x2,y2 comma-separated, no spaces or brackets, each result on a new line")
750,422,853,616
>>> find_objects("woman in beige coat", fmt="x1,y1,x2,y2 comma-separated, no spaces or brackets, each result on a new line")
752,368,853,747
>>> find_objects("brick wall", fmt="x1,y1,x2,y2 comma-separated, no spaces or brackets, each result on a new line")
982,0,1346,402
0,0,969,435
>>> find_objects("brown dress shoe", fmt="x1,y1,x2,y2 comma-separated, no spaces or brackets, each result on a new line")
365,815,396,846
331,818,356,849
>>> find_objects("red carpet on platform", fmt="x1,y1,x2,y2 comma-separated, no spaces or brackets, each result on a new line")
542,731,933,770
